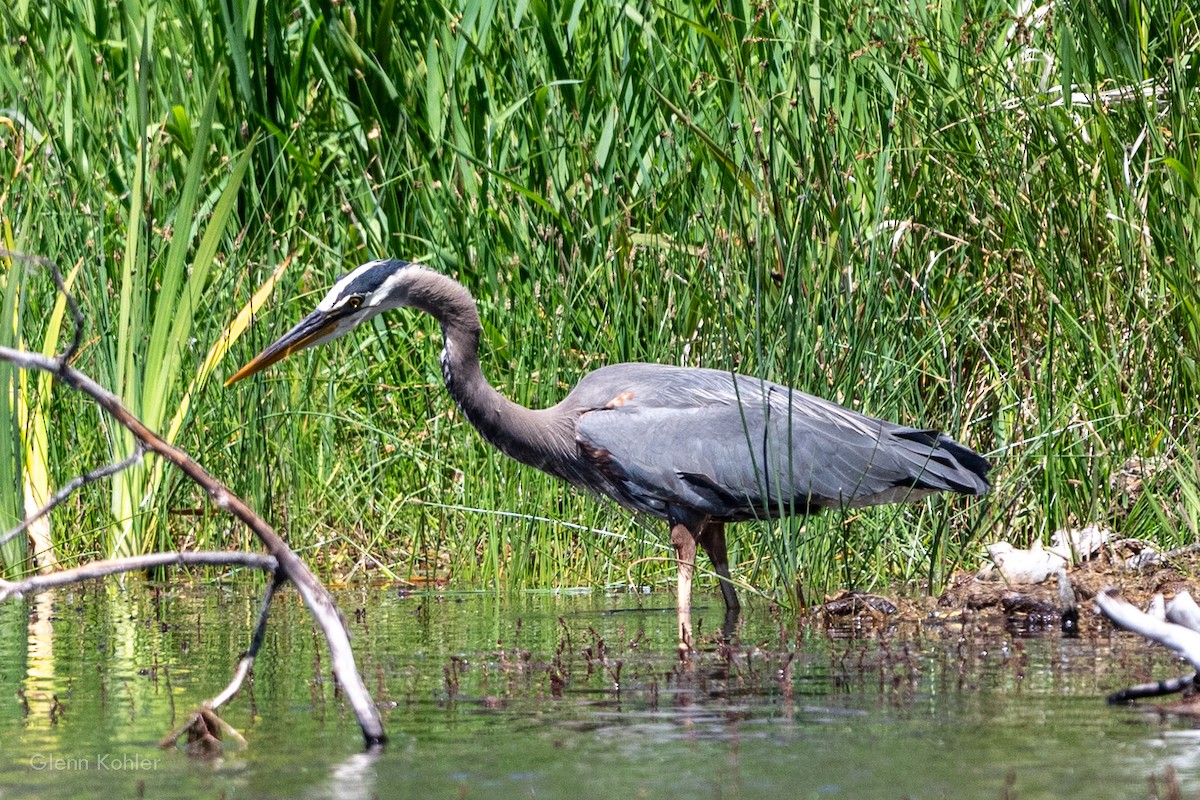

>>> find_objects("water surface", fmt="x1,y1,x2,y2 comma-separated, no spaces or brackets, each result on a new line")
0,584,1194,799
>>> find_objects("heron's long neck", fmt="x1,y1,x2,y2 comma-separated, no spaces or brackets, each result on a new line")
409,271,568,470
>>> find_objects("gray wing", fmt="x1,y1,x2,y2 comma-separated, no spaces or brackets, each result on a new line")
570,363,989,521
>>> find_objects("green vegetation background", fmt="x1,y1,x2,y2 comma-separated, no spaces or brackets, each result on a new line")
0,0,1196,604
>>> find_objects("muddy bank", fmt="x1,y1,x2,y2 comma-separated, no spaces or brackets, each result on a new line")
809,545,1200,633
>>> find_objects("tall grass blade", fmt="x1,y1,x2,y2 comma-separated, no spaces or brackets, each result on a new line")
0,239,25,574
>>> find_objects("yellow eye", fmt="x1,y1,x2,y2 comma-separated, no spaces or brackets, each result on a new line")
347,296,363,310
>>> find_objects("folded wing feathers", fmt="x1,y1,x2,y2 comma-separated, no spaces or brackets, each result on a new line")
572,365,989,519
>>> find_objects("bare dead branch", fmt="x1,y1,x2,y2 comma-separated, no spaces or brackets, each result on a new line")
159,577,282,757
208,575,283,711
1096,590,1200,670
0,253,387,746
0,550,277,600
0,250,82,361
0,445,146,550
1096,589,1200,705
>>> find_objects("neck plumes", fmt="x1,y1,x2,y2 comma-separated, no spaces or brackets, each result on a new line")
407,269,567,471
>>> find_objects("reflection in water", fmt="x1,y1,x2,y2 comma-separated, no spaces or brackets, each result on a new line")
0,586,1197,799
308,750,382,800
24,590,56,725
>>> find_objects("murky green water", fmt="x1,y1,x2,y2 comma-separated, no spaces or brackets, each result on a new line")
0,583,1194,799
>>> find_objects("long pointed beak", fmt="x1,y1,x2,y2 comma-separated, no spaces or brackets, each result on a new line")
225,309,339,386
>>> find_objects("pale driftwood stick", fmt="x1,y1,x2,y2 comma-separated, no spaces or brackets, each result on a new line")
1095,590,1200,670
1166,592,1200,635
0,445,146,549
1096,589,1200,673
0,253,386,746
208,575,282,711
0,550,278,601
1097,589,1200,705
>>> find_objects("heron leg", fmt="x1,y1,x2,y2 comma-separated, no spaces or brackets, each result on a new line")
698,521,740,614
669,519,698,656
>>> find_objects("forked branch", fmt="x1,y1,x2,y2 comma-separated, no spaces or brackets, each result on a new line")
0,252,386,746
1095,589,1200,705
160,575,283,754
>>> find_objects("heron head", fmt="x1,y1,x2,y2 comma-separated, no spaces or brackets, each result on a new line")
225,258,415,386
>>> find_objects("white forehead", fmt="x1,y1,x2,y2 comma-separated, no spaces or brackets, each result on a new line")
315,259,399,311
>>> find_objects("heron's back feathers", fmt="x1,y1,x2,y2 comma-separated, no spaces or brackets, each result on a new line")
566,363,989,521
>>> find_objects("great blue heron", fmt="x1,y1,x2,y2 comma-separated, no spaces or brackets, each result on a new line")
227,259,990,650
